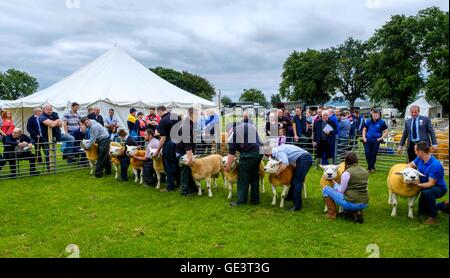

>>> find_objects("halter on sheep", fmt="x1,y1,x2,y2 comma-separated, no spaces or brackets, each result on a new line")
109,142,125,179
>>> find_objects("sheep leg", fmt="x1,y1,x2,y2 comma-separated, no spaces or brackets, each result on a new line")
139,168,144,185
324,204,328,213
196,180,202,196
89,161,94,175
260,176,265,194
223,176,228,189
133,168,138,183
213,177,218,189
390,193,398,217
408,196,416,219
388,189,393,205
271,185,277,206
280,185,289,208
303,182,307,199
227,181,233,200
206,178,213,198
156,172,161,189
113,163,119,179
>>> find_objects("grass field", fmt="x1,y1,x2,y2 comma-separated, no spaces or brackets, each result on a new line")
0,165,448,258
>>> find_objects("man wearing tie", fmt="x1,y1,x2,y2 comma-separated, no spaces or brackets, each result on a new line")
398,105,438,162
26,107,48,171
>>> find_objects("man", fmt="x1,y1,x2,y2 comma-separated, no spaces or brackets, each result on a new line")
131,129,159,186
117,129,137,182
176,108,199,196
127,108,137,132
242,110,253,125
328,108,340,164
362,109,388,173
4,128,38,177
146,108,161,132
292,107,306,148
204,109,220,136
338,111,351,158
277,109,292,134
80,117,111,178
408,141,447,225
26,107,48,170
225,122,263,206
63,102,81,135
399,105,438,163
88,107,104,127
153,106,180,192
266,144,313,211
104,108,120,141
40,104,75,162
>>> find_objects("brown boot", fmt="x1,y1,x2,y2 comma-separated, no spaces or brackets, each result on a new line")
425,217,437,225
323,197,337,220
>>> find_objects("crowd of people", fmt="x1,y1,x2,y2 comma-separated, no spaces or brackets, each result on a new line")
0,103,447,224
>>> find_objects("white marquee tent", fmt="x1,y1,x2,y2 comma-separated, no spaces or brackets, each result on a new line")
405,96,443,119
1,46,216,131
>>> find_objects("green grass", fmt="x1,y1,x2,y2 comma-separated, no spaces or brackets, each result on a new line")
0,167,448,258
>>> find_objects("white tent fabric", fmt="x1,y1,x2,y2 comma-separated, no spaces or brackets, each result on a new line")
405,96,443,119
1,46,216,130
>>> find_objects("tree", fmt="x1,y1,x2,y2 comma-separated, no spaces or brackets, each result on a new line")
279,49,336,105
0,69,39,100
415,7,449,108
150,67,216,101
330,37,370,108
366,14,423,116
270,93,282,107
221,95,232,107
239,88,267,106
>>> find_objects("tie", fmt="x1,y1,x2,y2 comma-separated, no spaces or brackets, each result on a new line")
36,117,42,137
412,118,418,141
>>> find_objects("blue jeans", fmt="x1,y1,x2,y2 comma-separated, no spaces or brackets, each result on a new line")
323,186,368,211
364,140,380,170
292,154,313,208
162,140,179,191
418,186,447,218
59,133,75,157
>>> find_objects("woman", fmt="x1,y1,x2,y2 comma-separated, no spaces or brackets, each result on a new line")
322,152,369,223
265,112,277,137
362,109,388,173
312,110,337,167
1,110,15,144
132,112,147,145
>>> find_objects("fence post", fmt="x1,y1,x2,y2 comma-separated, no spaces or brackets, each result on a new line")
47,127,56,173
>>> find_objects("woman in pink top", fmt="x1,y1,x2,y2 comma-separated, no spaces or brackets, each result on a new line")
1,110,15,143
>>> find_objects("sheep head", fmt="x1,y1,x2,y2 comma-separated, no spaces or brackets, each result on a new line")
395,168,425,184
264,158,282,174
179,154,199,166
80,140,90,150
109,145,124,157
320,164,340,180
126,145,139,156
221,156,238,171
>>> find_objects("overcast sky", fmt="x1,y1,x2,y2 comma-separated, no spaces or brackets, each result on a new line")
0,0,448,101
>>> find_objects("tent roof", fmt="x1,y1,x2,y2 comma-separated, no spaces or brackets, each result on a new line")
408,96,442,109
3,46,216,108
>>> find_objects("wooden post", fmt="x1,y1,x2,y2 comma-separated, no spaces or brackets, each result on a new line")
47,127,55,173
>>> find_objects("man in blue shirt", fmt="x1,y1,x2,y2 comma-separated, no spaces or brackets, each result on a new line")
409,141,447,225
362,109,388,173
265,144,313,211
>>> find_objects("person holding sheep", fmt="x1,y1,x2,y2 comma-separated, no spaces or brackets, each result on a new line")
407,141,447,225
322,152,369,223
225,122,263,207
265,144,313,211
80,117,111,178
176,107,199,196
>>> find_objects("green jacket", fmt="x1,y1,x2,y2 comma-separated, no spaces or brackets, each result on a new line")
344,164,369,204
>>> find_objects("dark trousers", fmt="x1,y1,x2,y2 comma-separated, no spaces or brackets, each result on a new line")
96,138,111,177
418,187,447,218
36,141,50,171
162,140,179,191
292,154,313,209
407,141,418,163
317,140,331,164
6,151,37,176
364,140,381,170
180,165,197,195
143,158,157,186
338,138,350,160
120,157,130,181
237,153,263,204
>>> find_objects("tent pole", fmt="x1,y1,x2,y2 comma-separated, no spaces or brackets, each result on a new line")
21,107,24,131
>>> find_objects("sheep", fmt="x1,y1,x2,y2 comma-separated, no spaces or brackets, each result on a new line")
387,164,423,219
126,145,145,185
320,163,345,213
221,156,266,199
179,154,223,197
109,142,125,179
433,142,449,161
148,148,165,189
263,158,307,208
81,140,98,175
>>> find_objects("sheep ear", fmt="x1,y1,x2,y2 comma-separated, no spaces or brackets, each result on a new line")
194,155,200,159
319,165,326,170
417,171,426,177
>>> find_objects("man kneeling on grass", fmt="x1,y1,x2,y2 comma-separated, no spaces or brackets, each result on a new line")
322,152,369,223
